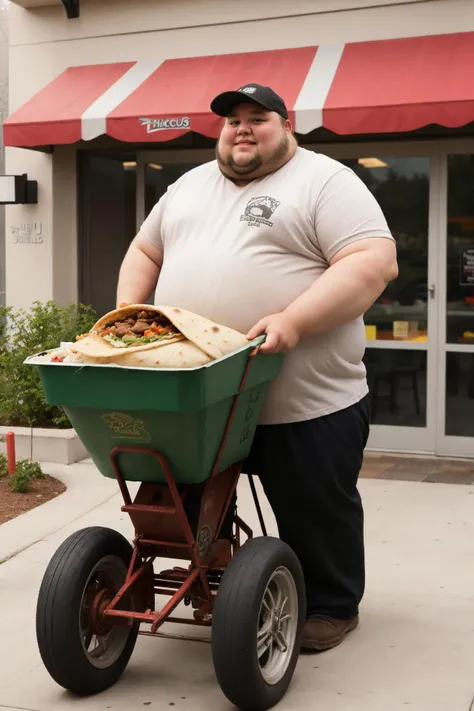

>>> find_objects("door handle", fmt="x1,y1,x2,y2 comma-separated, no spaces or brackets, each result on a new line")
428,284,435,298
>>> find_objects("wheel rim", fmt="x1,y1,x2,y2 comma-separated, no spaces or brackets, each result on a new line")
256,566,299,685
79,554,132,669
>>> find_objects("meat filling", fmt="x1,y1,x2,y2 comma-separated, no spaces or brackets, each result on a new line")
94,310,179,348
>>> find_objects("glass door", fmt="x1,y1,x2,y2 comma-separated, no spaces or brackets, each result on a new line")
437,153,474,456
78,153,137,316
325,152,439,454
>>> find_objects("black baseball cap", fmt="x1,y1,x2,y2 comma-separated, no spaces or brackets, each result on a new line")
210,83,289,120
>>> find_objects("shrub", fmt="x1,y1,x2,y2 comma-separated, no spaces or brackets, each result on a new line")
9,468,31,493
8,459,46,494
18,460,45,480
0,300,96,428
0,453,7,478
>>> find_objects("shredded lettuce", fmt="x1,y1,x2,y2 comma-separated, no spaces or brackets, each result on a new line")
139,335,165,344
103,334,129,348
103,332,169,348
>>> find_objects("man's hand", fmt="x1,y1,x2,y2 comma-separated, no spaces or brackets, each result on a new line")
247,312,302,354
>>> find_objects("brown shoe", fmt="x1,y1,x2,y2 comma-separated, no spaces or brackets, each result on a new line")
301,614,359,651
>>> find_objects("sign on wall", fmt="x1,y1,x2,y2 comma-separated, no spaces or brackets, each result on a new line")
10,222,43,244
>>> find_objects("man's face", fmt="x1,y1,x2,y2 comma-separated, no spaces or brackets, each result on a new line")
216,103,292,179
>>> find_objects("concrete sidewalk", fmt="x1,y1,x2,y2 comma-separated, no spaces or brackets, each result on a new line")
1,468,474,711
0,459,118,563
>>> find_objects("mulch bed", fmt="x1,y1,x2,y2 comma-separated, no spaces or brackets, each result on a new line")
0,474,66,525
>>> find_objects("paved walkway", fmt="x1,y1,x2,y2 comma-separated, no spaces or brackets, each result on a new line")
1,461,474,710
361,452,474,484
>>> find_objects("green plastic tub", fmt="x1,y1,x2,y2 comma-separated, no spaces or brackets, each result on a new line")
25,337,284,485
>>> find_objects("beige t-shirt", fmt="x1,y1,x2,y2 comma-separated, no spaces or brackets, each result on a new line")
141,147,393,425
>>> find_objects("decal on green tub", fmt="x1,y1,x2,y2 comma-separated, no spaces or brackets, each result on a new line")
101,412,151,442
239,387,263,444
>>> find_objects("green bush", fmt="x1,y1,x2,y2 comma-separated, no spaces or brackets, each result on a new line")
0,300,96,428
8,459,46,494
9,468,31,493
18,460,45,480
0,453,7,478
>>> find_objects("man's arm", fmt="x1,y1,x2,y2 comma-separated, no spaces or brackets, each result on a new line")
247,164,399,353
285,237,398,335
247,237,398,352
116,231,163,307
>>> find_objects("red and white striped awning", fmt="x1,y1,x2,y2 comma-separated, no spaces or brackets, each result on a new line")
4,31,474,148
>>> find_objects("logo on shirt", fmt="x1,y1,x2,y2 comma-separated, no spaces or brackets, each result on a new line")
240,196,281,228
139,117,191,133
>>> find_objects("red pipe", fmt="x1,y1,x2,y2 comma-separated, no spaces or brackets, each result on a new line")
6,431,16,475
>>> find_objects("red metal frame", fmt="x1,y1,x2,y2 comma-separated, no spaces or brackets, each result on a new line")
96,346,261,641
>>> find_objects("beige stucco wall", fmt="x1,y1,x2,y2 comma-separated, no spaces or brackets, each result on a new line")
0,0,8,305
9,0,474,98
6,149,53,307
5,0,474,309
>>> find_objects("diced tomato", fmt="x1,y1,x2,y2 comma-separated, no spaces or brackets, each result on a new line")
158,326,172,334
51,354,65,363
101,327,115,336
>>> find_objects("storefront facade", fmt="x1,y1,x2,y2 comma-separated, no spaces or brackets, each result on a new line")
4,0,474,457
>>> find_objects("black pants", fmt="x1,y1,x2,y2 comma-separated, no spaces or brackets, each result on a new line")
244,395,370,619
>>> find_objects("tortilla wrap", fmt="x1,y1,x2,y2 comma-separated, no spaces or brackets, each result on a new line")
69,305,249,368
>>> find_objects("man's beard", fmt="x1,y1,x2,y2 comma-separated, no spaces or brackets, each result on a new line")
216,133,290,180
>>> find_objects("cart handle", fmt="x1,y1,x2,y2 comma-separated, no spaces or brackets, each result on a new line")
249,334,266,357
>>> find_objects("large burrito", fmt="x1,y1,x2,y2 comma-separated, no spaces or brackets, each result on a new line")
63,304,250,368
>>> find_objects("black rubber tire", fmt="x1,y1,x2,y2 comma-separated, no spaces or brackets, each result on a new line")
211,536,306,711
36,526,138,694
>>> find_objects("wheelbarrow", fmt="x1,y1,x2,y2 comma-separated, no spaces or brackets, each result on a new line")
26,337,306,711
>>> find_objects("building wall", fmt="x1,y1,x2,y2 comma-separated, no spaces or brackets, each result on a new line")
6,0,474,308
0,0,8,305
8,0,474,105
